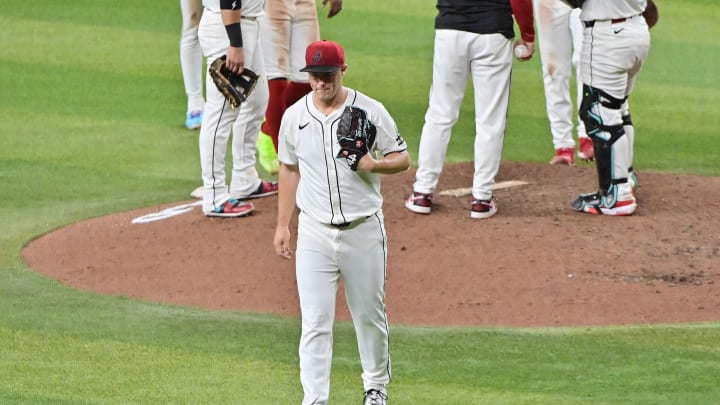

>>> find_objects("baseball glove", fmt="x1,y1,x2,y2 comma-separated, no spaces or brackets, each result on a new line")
336,105,377,171
643,0,659,29
209,55,259,109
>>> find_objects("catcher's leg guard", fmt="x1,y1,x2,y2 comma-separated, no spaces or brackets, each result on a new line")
579,85,628,195
622,110,637,193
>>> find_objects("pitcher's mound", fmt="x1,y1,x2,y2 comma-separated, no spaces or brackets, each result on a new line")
22,162,720,327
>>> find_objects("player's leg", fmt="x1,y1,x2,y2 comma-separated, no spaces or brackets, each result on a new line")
257,12,287,172
622,29,651,193
229,18,275,199
407,30,470,214
285,0,319,107
180,0,205,129
259,1,291,146
198,10,239,213
573,84,635,215
296,213,341,405
467,33,513,218
412,30,470,196
620,102,638,192
569,7,593,160
573,19,649,215
339,214,390,398
534,0,575,162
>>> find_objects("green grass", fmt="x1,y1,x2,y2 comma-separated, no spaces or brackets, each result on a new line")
1,0,719,403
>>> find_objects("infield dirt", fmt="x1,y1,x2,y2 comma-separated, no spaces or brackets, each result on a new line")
23,162,720,327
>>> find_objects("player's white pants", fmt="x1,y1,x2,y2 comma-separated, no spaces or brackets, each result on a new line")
295,212,391,405
260,0,319,82
180,0,205,114
581,16,650,182
198,11,269,212
534,0,586,148
414,30,512,201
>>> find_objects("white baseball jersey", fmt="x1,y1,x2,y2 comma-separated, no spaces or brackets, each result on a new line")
202,0,264,16
580,0,647,21
278,88,408,226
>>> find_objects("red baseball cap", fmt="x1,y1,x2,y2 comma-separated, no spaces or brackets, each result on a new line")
300,40,346,73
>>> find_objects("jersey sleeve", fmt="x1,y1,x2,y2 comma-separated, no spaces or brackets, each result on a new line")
370,102,407,157
510,0,535,43
278,106,299,166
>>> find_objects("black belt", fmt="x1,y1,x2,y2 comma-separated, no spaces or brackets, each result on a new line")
330,216,370,228
584,18,625,28
584,14,643,28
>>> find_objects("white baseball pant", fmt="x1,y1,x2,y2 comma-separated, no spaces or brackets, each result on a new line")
180,0,205,114
296,212,391,405
414,30,513,201
260,0,320,82
197,11,269,212
581,16,650,182
534,0,586,149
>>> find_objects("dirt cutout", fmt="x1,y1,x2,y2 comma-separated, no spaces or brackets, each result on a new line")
23,162,720,327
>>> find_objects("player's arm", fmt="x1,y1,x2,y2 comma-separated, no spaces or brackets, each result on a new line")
322,0,343,18
357,150,410,174
220,0,244,73
510,0,535,61
274,163,299,260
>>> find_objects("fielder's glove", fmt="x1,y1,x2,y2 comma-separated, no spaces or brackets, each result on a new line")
336,106,377,171
209,55,259,109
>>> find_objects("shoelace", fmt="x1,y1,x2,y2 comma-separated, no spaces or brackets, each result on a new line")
364,389,387,405
411,193,432,203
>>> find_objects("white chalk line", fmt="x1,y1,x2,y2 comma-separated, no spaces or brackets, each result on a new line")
131,200,203,224
438,180,529,197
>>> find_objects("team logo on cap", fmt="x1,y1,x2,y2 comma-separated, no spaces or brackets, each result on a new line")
312,50,322,64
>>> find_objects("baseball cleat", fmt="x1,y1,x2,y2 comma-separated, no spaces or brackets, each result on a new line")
205,198,254,217
405,191,433,214
363,389,387,405
185,110,203,130
577,137,595,161
571,191,636,216
470,198,497,219
549,147,575,166
244,180,279,199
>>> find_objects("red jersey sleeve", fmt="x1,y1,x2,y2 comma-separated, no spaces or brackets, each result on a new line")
510,0,535,43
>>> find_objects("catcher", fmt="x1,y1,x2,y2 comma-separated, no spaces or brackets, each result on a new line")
273,40,409,405
570,0,657,216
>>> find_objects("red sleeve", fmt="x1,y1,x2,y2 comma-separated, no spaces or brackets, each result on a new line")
510,0,535,43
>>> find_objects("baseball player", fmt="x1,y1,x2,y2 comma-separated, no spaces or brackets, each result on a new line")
534,0,594,165
571,0,653,215
255,0,344,174
180,0,205,129
197,0,279,217
273,40,409,405
406,0,535,219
